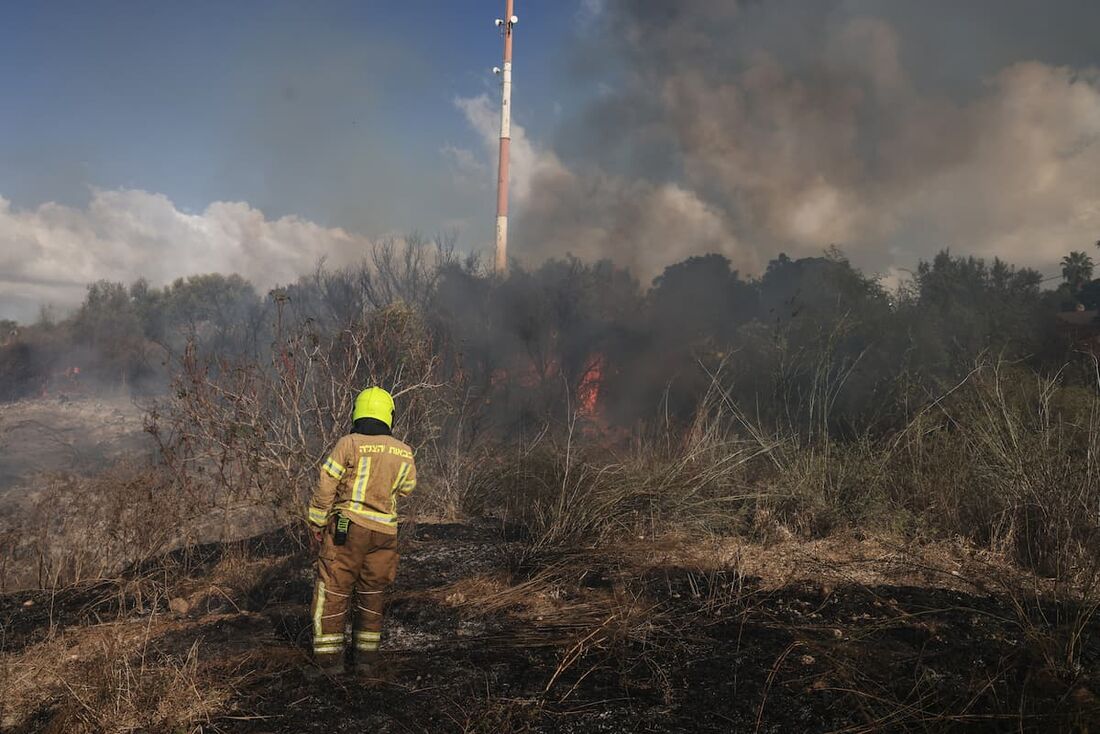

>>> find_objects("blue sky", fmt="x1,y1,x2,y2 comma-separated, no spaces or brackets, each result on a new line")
0,1,585,232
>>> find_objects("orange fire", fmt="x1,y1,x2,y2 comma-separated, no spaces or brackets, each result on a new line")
487,352,608,423
577,353,604,417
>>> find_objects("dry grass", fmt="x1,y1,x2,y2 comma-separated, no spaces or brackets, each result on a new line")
469,359,1100,587
1,616,245,733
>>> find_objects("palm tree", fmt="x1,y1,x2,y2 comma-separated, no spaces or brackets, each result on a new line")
1061,251,1094,291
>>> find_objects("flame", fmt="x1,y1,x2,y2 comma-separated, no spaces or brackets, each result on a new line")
577,353,604,417
488,352,610,425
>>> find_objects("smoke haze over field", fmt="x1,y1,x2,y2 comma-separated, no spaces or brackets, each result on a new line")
2,1,1100,321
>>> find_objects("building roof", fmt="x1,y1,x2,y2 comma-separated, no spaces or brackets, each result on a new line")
1056,309,1099,326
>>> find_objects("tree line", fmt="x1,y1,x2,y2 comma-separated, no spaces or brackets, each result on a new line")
1,238,1097,441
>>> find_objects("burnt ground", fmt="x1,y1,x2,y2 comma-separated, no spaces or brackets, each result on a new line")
0,395,149,498
2,522,1099,733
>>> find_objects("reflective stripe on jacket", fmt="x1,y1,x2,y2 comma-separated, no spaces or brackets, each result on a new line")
307,433,417,535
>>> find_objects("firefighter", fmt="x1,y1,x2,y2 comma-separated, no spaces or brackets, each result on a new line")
306,386,417,677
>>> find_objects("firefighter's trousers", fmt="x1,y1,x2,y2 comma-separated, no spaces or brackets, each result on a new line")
311,521,398,666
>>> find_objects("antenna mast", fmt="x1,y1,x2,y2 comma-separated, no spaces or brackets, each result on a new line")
493,1,517,276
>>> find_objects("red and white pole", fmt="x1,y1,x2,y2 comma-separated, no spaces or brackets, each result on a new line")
494,0,516,276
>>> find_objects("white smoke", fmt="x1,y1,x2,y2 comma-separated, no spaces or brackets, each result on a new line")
452,93,568,207
453,93,741,275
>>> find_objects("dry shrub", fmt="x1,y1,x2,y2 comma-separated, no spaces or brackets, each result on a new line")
153,301,447,528
699,357,1100,577
482,358,1100,583
0,452,302,603
405,412,493,521
1,462,179,591
472,395,776,552
886,361,1100,577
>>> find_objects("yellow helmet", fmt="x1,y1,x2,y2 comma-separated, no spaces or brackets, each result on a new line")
352,387,395,427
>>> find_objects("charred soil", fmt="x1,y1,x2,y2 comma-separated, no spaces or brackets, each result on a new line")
2,522,1098,733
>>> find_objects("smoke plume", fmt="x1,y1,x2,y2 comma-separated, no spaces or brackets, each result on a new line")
491,0,1100,280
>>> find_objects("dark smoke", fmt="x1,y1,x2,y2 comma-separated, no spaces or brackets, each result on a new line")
511,0,1100,282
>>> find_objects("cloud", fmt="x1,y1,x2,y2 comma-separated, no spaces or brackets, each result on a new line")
0,188,370,322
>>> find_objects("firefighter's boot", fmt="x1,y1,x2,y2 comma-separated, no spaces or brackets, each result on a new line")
304,657,346,680
353,650,400,684
350,593,384,682
353,649,382,682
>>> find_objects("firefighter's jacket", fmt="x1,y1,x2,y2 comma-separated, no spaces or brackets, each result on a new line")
307,433,417,535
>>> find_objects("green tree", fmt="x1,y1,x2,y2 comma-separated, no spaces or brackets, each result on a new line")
907,251,1045,379
1060,251,1094,291
650,253,758,345
745,250,895,436
160,274,263,355
72,280,147,385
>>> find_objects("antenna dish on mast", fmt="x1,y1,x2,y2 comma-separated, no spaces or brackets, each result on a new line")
510,15,519,24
